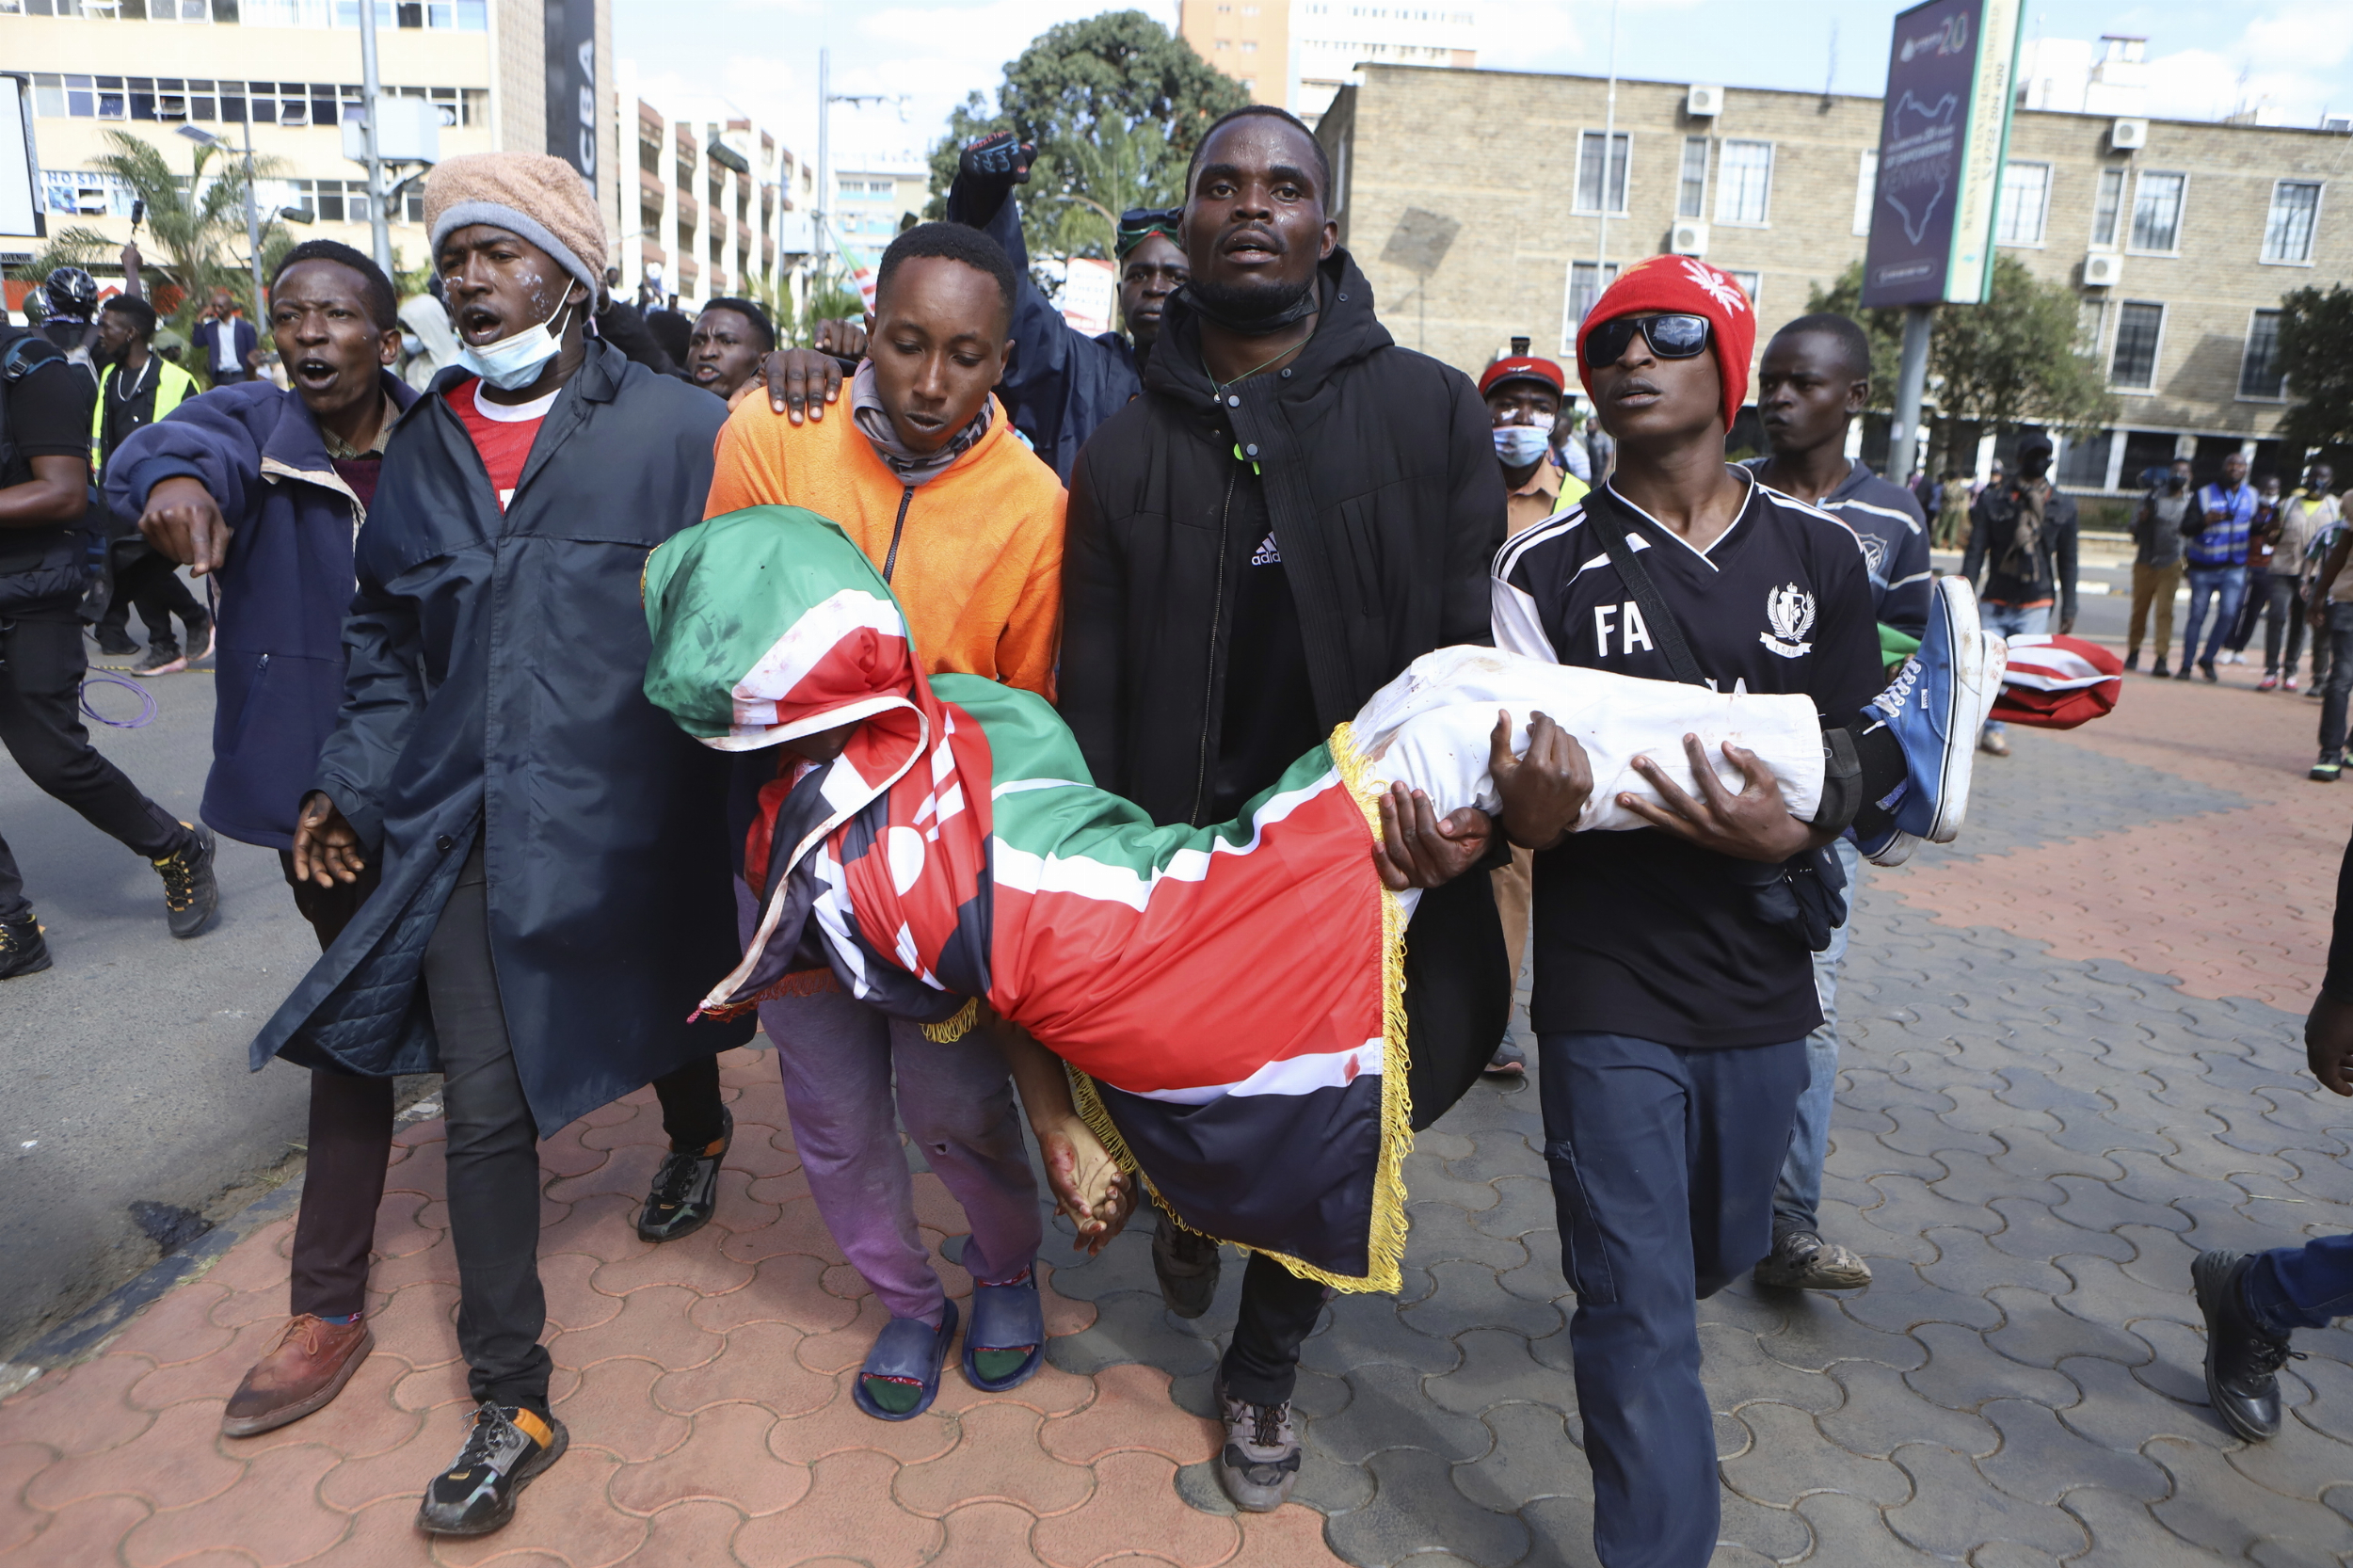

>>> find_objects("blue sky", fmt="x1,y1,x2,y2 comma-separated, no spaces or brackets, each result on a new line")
612,0,2353,174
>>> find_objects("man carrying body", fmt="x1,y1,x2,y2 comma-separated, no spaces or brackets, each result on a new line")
1962,434,2076,754
1741,309,1933,1296
702,221,1065,1421
193,285,263,388
2259,463,2338,692
2179,452,2256,682
1481,338,1587,1077
2127,458,2194,678
1061,104,1510,1511
0,305,218,977
1494,255,1887,1568
115,240,419,1434
89,295,211,676
248,152,750,1535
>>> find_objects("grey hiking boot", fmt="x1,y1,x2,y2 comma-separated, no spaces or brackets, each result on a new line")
1151,1206,1221,1320
1213,1372,1301,1512
1753,1228,1873,1291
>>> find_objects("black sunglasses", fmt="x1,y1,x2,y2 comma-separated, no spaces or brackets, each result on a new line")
1586,312,1711,367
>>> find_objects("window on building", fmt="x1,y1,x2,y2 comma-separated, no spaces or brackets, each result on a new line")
1995,162,2050,246
2109,301,2163,390
1851,150,1877,236
2264,181,2321,264
1677,136,1709,220
2057,430,2113,488
1726,270,1760,306
2240,309,2286,399
1561,260,1622,346
2090,167,2125,248
1576,131,1629,215
1241,39,1257,52
2074,296,2105,359
2129,170,2185,252
1715,139,1772,226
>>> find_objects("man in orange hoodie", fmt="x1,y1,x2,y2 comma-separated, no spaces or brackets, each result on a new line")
702,222,1065,1420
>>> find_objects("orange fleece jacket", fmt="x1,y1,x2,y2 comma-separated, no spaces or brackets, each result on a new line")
704,393,1064,697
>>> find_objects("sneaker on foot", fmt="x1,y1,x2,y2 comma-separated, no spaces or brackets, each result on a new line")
2193,1250,2296,1442
0,914,51,979
1484,1038,1526,1076
153,824,218,938
129,642,187,676
1862,576,1996,845
2152,659,2170,678
1854,821,1919,868
182,611,216,665
2260,674,2280,692
417,1402,567,1536
1977,728,2009,758
2201,661,2219,683
1753,1228,1874,1291
92,631,140,658
1213,1373,1302,1512
2175,664,2195,680
637,1105,731,1241
2122,650,2140,672
222,1314,373,1436
2286,676,2301,692
1151,1207,1221,1320
2314,754,2344,781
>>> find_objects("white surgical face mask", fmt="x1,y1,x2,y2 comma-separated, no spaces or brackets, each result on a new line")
1493,424,1552,467
456,296,574,392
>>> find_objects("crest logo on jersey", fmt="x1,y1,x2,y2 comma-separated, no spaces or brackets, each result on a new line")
1760,583,1815,658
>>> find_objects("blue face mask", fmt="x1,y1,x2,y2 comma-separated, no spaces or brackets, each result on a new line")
456,298,574,392
1493,424,1552,468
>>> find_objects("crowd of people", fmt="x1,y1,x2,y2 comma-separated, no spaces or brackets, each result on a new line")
2,111,2350,1568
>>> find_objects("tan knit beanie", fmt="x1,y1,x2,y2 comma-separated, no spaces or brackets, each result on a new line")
425,152,608,309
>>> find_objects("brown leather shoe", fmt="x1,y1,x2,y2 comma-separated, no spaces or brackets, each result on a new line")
221,1314,374,1437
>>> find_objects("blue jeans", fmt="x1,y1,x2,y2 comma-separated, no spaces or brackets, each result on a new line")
2182,566,2249,670
1538,1031,1810,1568
1980,602,2051,739
2246,1233,2353,1335
1772,836,1860,1236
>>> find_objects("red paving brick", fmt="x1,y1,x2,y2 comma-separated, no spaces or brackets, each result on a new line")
0,1048,1348,1565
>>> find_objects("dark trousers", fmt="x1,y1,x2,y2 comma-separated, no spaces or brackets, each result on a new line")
2248,1233,2353,1334
278,849,396,1320
99,550,206,653
2320,604,2353,759
0,610,188,920
2259,575,2309,677
1218,875,1508,1405
1538,1031,1810,1568
424,840,726,1411
2225,568,2267,652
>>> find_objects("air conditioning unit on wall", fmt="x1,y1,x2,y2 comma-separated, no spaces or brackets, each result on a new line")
1670,221,1709,256
1687,85,1722,118
2083,252,2123,287
2110,118,2148,150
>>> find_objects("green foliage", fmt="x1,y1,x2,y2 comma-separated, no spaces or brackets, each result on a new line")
2277,283,2353,452
925,9,1246,265
88,130,288,331
8,226,113,309
1808,255,2115,472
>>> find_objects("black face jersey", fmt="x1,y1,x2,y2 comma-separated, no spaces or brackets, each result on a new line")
1491,471,1883,1049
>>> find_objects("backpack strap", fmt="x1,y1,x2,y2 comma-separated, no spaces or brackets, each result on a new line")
1581,482,1708,688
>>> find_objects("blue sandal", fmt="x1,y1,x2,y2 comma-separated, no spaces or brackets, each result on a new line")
852,1301,959,1421
962,1272,1045,1393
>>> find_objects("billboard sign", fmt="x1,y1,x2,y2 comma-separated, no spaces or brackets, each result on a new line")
1861,0,2025,307
0,75,44,245
544,0,598,183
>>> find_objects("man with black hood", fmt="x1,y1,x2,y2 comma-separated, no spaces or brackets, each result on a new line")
1059,104,1509,1512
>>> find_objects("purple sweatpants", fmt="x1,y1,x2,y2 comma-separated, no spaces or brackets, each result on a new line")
739,886,1040,1325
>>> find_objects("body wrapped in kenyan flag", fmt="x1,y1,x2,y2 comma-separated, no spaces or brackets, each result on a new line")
643,507,1829,1292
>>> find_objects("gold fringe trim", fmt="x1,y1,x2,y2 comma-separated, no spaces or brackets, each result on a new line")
1070,725,1416,1297
920,996,983,1044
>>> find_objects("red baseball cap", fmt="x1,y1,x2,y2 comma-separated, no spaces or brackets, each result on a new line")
1479,353,1566,398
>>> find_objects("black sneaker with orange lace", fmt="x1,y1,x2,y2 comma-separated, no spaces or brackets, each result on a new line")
417,1401,567,1535
0,913,51,979
152,824,218,938
638,1104,732,1242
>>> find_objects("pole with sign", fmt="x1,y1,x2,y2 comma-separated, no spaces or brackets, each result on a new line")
1863,0,2025,478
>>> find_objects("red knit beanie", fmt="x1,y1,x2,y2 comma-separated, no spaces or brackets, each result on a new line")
1575,255,1757,430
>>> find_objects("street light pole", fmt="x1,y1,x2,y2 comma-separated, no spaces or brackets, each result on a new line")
239,114,266,316
357,0,392,275
1891,304,1933,481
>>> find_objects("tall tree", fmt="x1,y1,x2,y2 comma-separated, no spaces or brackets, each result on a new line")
88,130,285,327
2276,283,2353,454
1810,254,2115,473
925,10,1247,271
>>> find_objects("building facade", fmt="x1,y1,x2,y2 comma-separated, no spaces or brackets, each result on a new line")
1179,0,1476,125
5,0,623,307
612,63,796,314
1319,62,2351,494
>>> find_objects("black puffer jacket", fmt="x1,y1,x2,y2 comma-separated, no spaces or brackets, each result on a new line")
1061,248,1505,825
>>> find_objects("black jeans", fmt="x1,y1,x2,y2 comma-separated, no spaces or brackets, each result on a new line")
99,550,206,653
279,849,396,1320
0,609,190,920
2319,604,2353,760
2259,575,2309,677
424,839,728,1411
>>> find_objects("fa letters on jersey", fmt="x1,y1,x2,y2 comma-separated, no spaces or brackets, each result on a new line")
1592,600,1657,658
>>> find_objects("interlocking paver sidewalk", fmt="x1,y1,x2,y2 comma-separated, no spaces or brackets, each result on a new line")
7,667,2353,1564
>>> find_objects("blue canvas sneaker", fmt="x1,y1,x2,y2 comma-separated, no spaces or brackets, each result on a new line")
1862,577,1997,846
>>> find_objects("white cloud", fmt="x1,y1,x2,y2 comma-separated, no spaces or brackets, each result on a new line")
2141,8,2353,126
